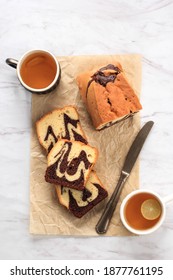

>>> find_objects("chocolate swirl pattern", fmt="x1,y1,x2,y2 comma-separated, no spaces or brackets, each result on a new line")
86,64,121,97
44,125,57,152
62,113,87,144
36,106,87,153
56,171,108,218
36,106,108,217
45,140,98,190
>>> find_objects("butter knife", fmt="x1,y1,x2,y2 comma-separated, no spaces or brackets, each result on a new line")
96,121,154,234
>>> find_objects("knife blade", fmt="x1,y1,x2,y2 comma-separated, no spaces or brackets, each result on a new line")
95,121,154,234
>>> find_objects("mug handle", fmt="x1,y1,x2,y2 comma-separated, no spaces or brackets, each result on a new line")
163,194,173,204
6,58,18,69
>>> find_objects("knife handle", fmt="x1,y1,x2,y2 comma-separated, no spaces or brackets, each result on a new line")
95,171,129,234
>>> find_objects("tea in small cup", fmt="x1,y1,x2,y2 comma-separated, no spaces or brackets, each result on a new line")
120,189,169,235
6,49,61,94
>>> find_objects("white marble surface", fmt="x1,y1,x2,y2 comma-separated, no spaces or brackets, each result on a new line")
0,0,173,260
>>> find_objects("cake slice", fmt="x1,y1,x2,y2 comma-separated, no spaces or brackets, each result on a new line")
55,170,108,218
76,63,142,130
36,106,87,153
45,139,98,190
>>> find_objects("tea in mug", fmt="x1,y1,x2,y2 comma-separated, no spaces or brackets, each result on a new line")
20,52,57,89
124,192,162,230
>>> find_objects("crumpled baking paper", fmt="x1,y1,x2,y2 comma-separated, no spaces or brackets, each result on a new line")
30,54,141,236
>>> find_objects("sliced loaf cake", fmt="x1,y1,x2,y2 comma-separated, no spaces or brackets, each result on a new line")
55,170,108,218
36,106,87,153
45,139,98,190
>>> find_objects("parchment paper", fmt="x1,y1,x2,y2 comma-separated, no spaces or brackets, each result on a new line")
30,54,142,236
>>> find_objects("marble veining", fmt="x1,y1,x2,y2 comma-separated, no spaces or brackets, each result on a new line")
0,0,173,260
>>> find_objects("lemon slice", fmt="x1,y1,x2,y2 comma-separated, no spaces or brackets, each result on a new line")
141,199,162,220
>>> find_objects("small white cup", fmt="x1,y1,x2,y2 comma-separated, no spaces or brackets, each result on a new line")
6,49,61,94
120,189,173,235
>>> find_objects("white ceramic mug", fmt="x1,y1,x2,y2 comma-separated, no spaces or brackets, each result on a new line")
120,189,173,235
6,49,61,94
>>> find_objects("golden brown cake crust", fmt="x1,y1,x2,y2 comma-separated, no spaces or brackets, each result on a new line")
76,63,142,130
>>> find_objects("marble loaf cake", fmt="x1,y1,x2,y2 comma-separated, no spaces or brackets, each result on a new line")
45,139,98,190
55,170,108,218
36,106,87,153
76,63,142,130
36,106,108,217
